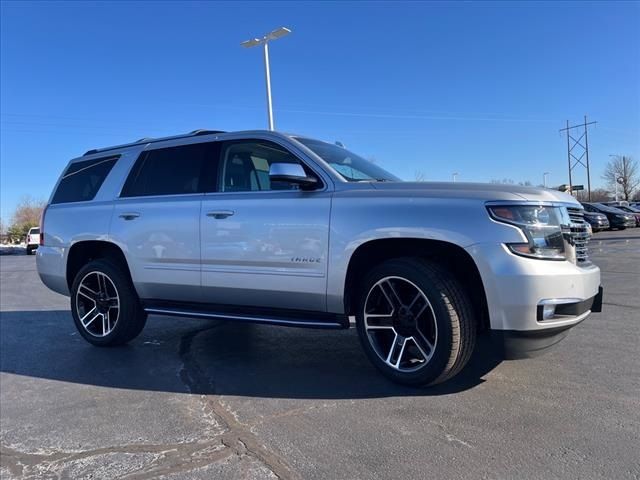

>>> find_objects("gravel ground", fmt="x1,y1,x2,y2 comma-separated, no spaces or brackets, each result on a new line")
1,229,639,479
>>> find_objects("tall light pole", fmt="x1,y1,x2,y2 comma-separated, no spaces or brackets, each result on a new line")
543,172,550,188
241,27,291,131
609,154,622,201
452,172,459,183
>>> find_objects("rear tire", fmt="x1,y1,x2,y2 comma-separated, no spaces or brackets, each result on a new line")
70,259,146,346
355,258,476,386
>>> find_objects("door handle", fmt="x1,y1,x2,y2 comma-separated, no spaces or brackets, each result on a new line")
206,210,235,219
119,212,140,220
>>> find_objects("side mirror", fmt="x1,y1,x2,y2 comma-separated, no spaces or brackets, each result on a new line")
269,163,318,189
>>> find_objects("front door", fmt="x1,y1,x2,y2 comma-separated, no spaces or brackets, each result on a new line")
200,139,331,312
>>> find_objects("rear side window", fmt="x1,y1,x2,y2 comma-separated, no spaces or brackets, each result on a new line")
51,156,119,204
29,228,40,234
121,142,218,197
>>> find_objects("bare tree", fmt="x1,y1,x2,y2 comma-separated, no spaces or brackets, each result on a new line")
414,170,427,182
603,155,639,201
8,195,46,241
588,188,611,202
491,178,515,184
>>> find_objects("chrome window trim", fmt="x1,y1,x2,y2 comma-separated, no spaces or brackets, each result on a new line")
114,192,207,201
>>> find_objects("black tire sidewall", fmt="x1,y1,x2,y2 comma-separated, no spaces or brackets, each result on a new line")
70,259,144,347
355,259,458,386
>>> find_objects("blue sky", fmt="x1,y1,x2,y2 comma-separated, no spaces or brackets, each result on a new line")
1,1,639,221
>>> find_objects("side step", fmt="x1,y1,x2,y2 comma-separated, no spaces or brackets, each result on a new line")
143,302,349,330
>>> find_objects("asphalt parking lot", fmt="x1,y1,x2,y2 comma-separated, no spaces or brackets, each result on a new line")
1,229,639,480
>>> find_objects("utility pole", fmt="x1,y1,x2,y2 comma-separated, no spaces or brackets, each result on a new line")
452,172,459,183
543,172,550,188
559,116,597,200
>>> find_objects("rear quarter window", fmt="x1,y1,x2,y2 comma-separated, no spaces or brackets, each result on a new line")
51,156,119,204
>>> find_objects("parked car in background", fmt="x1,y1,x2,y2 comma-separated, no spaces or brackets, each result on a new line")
582,203,636,230
611,205,640,227
583,211,610,232
26,227,40,255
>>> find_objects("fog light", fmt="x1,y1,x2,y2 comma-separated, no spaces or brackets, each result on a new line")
542,304,556,320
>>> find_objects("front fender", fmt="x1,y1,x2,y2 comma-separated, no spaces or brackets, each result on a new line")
326,194,522,313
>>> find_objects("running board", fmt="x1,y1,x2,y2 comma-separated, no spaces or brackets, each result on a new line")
143,304,348,330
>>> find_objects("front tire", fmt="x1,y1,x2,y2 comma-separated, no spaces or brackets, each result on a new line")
356,258,476,386
70,259,146,346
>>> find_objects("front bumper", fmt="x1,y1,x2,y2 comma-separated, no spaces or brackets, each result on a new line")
587,220,609,230
610,218,636,228
491,287,603,358
466,242,602,356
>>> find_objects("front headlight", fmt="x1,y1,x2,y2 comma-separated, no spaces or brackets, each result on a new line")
487,205,570,260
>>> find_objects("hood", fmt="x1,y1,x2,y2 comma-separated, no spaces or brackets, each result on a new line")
368,181,581,205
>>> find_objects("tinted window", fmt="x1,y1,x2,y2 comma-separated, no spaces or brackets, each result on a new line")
122,142,218,197
52,156,119,204
220,141,312,192
29,228,40,234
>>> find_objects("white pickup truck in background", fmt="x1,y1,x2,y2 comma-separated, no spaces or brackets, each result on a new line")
26,227,40,255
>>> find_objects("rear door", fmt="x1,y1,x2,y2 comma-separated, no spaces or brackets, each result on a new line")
111,141,219,302
200,138,332,312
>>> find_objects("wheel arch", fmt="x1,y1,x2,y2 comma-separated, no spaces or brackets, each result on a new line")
343,238,490,332
66,240,133,291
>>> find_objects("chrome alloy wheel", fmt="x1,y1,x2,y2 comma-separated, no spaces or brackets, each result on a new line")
363,276,437,372
75,271,120,337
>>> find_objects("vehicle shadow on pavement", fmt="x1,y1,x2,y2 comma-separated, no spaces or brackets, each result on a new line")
0,310,503,399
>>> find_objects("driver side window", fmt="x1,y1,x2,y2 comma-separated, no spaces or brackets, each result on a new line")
219,140,302,192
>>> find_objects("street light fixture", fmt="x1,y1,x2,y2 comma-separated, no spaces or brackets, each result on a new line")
452,172,459,182
241,27,292,131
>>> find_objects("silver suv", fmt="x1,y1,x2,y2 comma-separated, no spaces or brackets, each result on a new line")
37,130,603,386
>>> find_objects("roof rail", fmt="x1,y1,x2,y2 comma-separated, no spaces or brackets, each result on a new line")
190,129,225,136
83,129,226,156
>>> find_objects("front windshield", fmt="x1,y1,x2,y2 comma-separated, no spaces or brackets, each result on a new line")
294,137,400,182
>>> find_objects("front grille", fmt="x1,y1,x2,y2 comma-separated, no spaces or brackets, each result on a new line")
567,207,591,265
